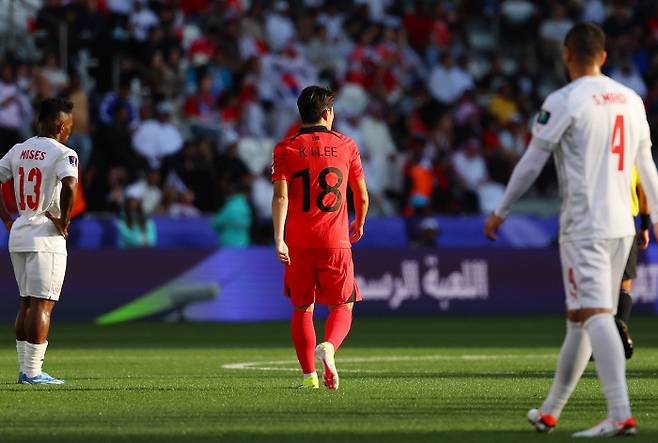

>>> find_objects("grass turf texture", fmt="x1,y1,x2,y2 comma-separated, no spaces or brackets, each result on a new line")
0,316,657,442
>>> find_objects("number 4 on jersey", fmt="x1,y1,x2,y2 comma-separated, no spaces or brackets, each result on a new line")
611,114,625,171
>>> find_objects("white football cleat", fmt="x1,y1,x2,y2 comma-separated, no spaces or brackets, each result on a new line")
315,342,339,390
527,408,557,433
573,417,637,437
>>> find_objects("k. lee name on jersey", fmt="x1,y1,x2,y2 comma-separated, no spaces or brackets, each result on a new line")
298,146,338,158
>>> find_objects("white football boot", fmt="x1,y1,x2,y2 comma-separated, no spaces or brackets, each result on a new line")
573,417,637,437
315,342,339,390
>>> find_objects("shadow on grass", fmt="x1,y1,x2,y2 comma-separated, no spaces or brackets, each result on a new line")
2,316,657,350
3,430,658,443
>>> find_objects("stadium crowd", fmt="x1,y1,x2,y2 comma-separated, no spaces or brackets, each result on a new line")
1,0,658,245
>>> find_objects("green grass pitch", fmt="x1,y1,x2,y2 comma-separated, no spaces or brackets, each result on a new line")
0,316,657,442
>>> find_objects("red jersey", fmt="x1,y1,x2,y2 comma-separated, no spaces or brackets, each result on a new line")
272,126,364,249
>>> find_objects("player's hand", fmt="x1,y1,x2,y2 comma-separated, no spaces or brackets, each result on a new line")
275,239,290,265
653,223,658,248
45,212,69,239
350,221,364,244
484,212,504,241
638,229,650,250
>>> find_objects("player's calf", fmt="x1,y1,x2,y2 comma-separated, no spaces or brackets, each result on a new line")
615,318,634,359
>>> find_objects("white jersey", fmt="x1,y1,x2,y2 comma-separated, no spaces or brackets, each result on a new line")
0,137,78,254
532,75,652,242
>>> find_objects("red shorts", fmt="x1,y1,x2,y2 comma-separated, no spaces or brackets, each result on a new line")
284,248,362,307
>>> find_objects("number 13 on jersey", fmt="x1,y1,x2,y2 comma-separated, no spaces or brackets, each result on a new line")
17,166,42,210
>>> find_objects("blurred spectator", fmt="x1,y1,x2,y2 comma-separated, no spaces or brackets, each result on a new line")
161,187,202,218
40,52,69,95
610,59,648,98
411,217,440,247
129,0,159,42
95,103,144,173
582,0,606,24
215,131,250,199
99,80,137,127
116,193,158,248
403,146,434,216
489,83,519,125
0,63,32,155
65,74,92,168
132,102,183,169
452,138,490,213
171,139,218,212
539,5,574,75
265,1,295,52
252,166,273,221
427,54,473,106
211,185,252,248
125,169,163,215
184,72,221,142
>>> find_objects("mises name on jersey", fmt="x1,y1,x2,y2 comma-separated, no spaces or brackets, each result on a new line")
19,149,47,161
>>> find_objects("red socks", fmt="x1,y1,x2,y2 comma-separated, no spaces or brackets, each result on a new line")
325,306,353,351
292,307,353,374
291,310,316,374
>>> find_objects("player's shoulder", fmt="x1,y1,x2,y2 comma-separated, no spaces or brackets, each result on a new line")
543,82,578,110
274,137,294,152
327,130,358,149
606,77,645,109
36,137,73,153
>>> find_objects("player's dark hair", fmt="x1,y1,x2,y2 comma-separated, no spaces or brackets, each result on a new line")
297,86,335,124
564,22,606,64
38,97,74,125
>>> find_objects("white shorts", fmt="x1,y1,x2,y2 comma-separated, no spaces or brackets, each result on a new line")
559,236,633,312
10,252,67,301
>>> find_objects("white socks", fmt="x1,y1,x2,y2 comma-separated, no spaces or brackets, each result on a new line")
541,321,592,418
24,341,48,378
585,313,632,422
16,340,26,374
303,371,317,380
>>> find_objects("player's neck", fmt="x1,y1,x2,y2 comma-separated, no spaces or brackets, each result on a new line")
567,65,602,82
37,133,59,142
301,122,331,131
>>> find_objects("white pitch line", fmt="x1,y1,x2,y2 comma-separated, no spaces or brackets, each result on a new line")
221,354,556,372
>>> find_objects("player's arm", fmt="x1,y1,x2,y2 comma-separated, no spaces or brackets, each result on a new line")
637,182,650,250
0,150,14,232
634,143,658,242
272,179,290,265
46,176,77,239
484,142,551,240
350,178,368,243
0,183,12,232
486,93,569,241
348,141,368,243
634,98,658,242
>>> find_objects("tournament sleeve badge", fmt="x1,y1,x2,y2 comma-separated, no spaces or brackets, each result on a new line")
69,156,78,167
537,110,551,125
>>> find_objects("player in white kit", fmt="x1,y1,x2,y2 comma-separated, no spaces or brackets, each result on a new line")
0,98,78,384
485,23,658,437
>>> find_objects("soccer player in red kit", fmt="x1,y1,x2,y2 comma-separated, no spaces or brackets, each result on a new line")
271,86,369,390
